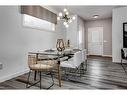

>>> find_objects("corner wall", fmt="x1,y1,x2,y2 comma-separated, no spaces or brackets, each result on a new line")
0,6,66,82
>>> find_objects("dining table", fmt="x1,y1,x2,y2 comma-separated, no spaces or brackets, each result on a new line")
28,49,79,87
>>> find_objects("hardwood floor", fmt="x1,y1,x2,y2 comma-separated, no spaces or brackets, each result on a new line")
0,56,127,89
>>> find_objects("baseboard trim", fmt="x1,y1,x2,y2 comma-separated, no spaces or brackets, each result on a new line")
0,69,29,83
102,55,112,57
88,54,112,57
112,61,121,63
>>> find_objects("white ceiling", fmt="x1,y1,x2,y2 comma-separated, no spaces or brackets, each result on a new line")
49,6,120,21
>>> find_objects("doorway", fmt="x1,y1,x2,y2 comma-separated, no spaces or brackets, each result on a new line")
88,27,103,56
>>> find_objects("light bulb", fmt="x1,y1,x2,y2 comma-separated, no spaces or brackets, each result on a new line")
57,17,60,20
63,22,67,25
59,12,62,17
65,12,69,15
93,15,99,18
65,24,69,28
72,16,76,20
63,8,67,12
69,19,72,23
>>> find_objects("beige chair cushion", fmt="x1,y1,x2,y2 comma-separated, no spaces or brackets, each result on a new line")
38,60,57,67
29,60,56,71
29,63,54,71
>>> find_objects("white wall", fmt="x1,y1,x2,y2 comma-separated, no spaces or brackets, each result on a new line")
85,18,112,56
112,7,127,62
66,15,78,48
0,6,66,82
66,15,85,49
77,16,85,49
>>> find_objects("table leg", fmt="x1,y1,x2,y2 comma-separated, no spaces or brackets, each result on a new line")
34,71,37,81
34,53,38,81
57,60,61,87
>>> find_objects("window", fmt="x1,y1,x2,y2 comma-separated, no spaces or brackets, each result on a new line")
23,14,55,31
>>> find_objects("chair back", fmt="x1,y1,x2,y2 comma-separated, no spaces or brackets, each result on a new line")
81,49,87,63
121,49,125,59
121,48,127,59
73,51,82,68
28,54,57,70
28,54,36,66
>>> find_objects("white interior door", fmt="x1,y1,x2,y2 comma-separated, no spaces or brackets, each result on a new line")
88,27,103,56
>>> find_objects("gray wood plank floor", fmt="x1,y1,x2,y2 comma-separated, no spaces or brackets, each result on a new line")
1,56,127,89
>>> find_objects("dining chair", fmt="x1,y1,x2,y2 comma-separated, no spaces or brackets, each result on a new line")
81,49,87,72
121,48,127,75
26,54,57,89
60,51,82,76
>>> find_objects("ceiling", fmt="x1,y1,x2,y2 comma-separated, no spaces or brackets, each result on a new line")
49,6,120,21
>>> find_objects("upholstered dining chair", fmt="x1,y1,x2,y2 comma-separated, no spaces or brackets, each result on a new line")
60,51,82,76
81,49,87,72
121,48,127,75
26,54,57,89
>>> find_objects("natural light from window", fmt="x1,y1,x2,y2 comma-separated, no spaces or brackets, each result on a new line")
23,14,55,31
79,30,82,44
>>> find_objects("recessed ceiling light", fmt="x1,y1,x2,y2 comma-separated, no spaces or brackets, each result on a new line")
93,15,99,18
63,8,67,12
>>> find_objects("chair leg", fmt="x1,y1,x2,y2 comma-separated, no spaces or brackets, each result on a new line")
79,62,85,76
51,72,54,84
80,65,82,77
85,60,87,71
82,62,85,74
26,70,31,88
46,72,54,89
34,71,37,81
40,72,54,89
79,63,82,77
39,72,42,89
121,59,127,75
